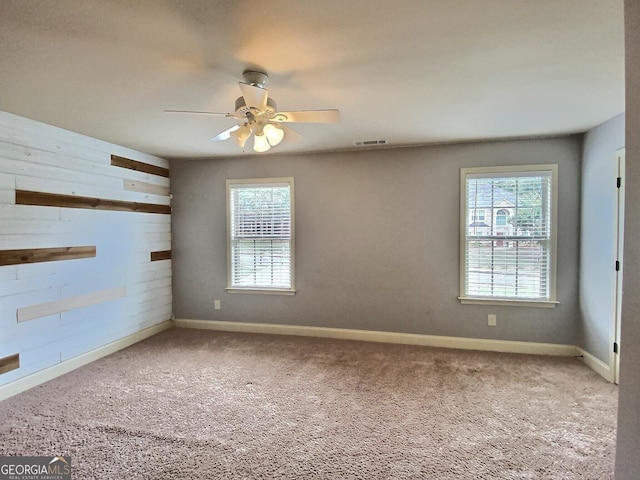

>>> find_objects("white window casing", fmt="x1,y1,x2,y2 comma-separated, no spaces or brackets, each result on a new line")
459,165,558,308
226,177,295,295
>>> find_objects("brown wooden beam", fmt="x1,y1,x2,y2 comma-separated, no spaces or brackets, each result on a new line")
150,250,172,262
111,155,170,178
0,246,96,266
16,190,171,215
0,354,20,375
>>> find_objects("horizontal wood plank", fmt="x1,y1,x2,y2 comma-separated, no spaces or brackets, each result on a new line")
15,175,170,206
0,246,96,266
150,250,172,262
15,190,171,215
0,354,20,375
111,155,170,178
124,179,170,196
17,286,127,323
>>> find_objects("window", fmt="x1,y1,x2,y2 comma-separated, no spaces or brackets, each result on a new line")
459,165,558,307
472,210,486,222
496,209,509,226
226,178,295,294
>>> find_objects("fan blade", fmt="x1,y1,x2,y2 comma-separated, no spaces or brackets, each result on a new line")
165,109,241,119
272,109,340,123
280,124,303,142
210,125,240,142
239,82,268,111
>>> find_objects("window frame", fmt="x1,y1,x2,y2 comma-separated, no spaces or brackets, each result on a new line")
226,177,296,295
458,164,559,308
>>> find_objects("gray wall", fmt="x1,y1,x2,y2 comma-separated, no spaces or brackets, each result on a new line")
616,1,640,478
171,136,581,345
579,113,625,362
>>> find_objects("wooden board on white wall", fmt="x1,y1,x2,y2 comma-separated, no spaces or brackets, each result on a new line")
0,284,62,314
16,176,171,206
0,110,171,391
17,284,126,324
124,179,170,196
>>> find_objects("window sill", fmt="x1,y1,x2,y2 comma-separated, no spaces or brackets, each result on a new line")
226,288,296,296
458,297,559,308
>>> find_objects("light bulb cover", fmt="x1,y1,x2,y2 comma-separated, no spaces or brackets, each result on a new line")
232,124,252,148
263,123,285,146
253,133,271,152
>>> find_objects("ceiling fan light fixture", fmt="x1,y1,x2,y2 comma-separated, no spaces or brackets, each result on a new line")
169,70,340,154
253,133,271,153
231,124,252,148
263,123,284,146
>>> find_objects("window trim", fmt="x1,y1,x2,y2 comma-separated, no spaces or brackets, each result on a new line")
458,164,558,308
226,177,296,295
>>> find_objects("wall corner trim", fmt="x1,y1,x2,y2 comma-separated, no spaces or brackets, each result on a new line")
172,319,578,357
0,321,171,402
577,347,613,382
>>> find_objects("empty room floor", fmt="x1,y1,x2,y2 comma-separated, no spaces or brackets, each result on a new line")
0,328,617,479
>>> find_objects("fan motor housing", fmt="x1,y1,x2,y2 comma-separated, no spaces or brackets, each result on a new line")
242,70,269,88
235,96,277,117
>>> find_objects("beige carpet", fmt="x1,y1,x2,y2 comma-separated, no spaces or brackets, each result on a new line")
0,328,617,479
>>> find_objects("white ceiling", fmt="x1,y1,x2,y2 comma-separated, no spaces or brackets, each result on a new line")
0,0,625,159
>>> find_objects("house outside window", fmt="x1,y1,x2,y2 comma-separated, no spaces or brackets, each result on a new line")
459,165,558,307
226,178,295,294
473,210,486,222
496,209,509,226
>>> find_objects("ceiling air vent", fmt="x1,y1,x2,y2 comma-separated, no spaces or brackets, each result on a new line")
353,139,387,147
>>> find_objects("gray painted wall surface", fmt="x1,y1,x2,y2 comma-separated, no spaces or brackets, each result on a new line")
171,137,581,345
579,113,625,362
616,1,640,478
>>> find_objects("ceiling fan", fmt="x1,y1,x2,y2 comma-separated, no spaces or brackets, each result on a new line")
166,70,340,153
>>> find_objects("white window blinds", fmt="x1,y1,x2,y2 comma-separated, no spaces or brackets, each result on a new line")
227,179,294,291
461,166,557,303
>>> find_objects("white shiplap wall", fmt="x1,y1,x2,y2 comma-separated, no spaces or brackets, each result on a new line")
0,110,172,387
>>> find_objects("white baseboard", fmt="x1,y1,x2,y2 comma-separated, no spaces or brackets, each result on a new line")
2,319,612,401
0,320,171,402
172,319,577,357
577,347,613,382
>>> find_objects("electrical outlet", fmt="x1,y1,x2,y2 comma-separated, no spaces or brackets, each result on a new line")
214,300,221,310
488,314,497,326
